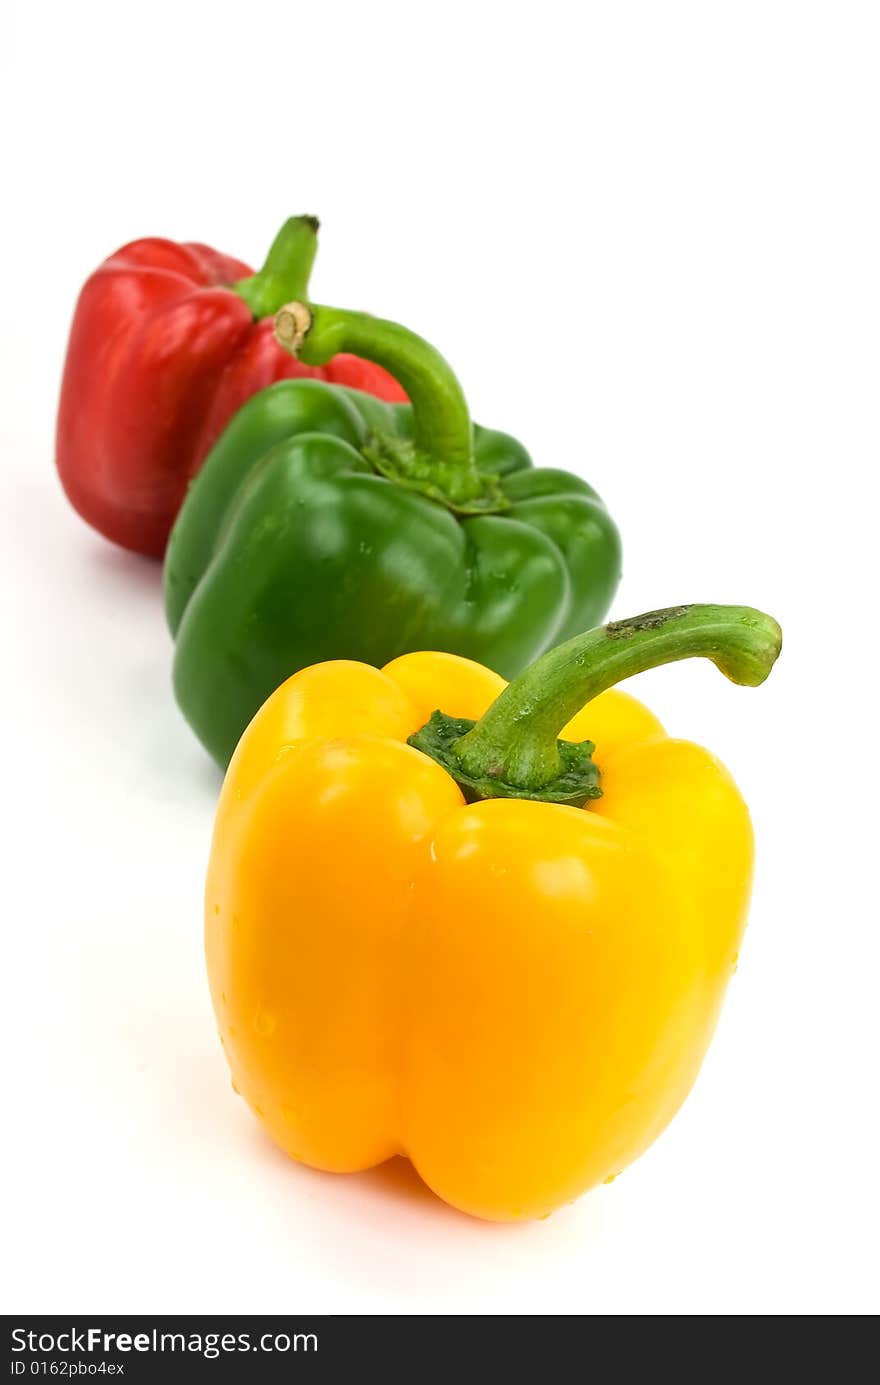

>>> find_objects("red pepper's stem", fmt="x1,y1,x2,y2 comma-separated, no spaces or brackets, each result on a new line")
232,216,319,320
275,301,504,513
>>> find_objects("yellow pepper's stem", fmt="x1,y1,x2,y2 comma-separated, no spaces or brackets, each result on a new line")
409,604,782,806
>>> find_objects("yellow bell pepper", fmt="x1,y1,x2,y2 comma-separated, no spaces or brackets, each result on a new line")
205,604,781,1221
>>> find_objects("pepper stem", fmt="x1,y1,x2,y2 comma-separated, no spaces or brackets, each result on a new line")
275,302,505,513
410,605,782,806
232,216,319,320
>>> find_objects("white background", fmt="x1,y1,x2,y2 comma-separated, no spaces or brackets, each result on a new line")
1,1,878,1316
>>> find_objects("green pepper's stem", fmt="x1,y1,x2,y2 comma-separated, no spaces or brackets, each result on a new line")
451,605,782,796
275,301,471,464
275,301,497,510
232,216,320,320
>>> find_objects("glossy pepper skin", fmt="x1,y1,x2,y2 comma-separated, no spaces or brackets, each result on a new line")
205,604,781,1222
166,301,621,766
56,217,405,557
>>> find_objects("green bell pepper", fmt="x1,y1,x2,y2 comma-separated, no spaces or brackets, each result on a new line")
164,300,622,766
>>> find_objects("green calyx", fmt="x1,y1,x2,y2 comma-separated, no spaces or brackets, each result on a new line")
362,435,509,515
232,216,320,320
275,301,509,516
409,604,783,806
409,711,602,807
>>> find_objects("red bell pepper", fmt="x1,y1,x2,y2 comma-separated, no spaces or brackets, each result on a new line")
56,216,406,557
